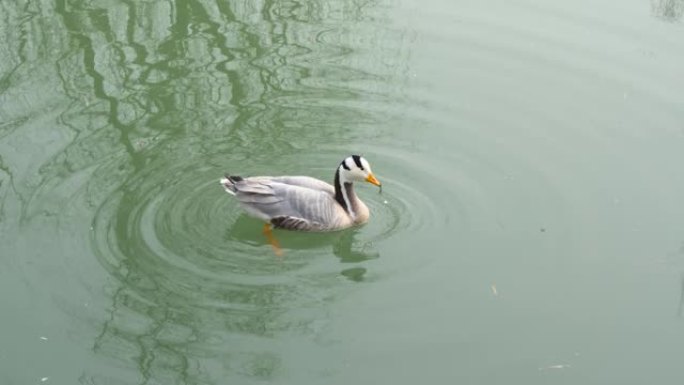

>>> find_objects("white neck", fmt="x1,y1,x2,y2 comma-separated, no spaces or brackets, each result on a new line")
334,167,357,219
341,185,355,220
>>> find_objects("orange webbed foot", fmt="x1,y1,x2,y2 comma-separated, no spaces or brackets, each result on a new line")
262,223,283,257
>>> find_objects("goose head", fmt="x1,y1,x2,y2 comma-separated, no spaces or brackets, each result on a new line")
338,155,381,188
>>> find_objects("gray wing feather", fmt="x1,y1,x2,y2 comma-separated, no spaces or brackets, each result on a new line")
267,176,334,195
231,177,339,228
236,193,283,204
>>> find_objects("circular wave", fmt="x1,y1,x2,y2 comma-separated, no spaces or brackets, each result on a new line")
88,141,451,320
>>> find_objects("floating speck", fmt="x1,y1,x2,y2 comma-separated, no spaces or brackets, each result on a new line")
41,377,48,382
40,336,48,341
383,200,388,204
491,284,498,296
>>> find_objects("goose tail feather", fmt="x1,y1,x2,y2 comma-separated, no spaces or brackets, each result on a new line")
220,174,240,195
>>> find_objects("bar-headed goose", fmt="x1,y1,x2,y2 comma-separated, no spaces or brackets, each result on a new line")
220,155,381,233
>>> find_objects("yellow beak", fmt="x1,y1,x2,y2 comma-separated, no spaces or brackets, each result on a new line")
365,173,381,187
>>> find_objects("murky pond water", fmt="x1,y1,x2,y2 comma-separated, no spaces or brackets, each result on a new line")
1,0,684,384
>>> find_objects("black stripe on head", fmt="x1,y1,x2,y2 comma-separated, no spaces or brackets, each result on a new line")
341,159,351,170
351,155,364,170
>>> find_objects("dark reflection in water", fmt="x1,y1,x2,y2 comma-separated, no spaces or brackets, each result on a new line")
652,0,684,21
0,0,409,383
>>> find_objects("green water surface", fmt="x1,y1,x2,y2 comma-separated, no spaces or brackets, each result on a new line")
1,0,684,384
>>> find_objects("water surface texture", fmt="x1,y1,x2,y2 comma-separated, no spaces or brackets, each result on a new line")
1,0,684,384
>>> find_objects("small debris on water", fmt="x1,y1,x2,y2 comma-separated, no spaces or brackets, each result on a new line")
539,364,571,371
540,228,546,233
491,284,498,296
41,377,49,382
383,200,388,204
40,336,48,341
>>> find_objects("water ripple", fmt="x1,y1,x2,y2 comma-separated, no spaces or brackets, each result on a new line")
8,0,683,383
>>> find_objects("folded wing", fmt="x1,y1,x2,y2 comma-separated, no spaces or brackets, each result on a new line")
227,177,339,230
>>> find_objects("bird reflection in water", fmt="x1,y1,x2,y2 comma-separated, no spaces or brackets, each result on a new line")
227,215,380,281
